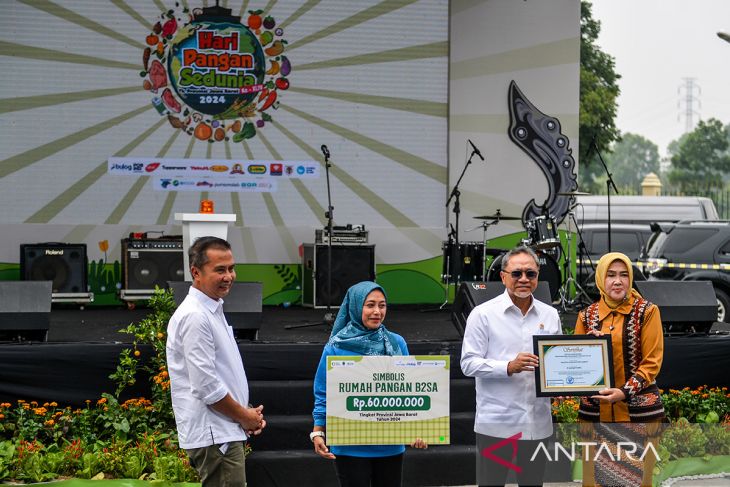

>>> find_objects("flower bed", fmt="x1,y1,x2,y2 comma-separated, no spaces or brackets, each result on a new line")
0,288,202,483
0,396,196,482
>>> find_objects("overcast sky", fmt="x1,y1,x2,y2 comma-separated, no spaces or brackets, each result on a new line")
591,0,730,158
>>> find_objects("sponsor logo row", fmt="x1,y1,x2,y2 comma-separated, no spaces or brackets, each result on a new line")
108,158,319,178
154,178,277,192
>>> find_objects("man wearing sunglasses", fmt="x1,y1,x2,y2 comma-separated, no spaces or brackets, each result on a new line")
460,246,561,487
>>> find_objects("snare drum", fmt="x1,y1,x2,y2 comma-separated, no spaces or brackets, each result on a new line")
441,241,485,283
526,215,560,250
487,250,561,301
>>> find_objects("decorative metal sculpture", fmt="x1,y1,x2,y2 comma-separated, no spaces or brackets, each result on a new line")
507,80,578,225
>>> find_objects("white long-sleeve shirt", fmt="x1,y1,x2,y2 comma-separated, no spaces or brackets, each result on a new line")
167,286,250,449
460,290,561,440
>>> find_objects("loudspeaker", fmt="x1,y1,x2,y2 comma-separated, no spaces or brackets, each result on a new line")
451,281,552,337
122,238,184,291
0,281,52,341
167,281,263,340
302,244,376,308
20,243,87,293
634,280,716,334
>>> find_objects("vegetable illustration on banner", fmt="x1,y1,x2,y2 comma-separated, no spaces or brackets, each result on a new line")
141,3,290,143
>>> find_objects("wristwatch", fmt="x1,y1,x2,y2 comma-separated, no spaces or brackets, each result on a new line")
309,431,325,442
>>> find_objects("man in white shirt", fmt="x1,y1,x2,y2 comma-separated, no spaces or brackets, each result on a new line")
167,236,265,486
461,246,561,487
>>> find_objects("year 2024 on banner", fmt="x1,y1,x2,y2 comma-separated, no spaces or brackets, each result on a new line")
326,355,450,446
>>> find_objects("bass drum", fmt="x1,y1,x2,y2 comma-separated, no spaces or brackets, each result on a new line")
487,251,561,301
441,241,485,283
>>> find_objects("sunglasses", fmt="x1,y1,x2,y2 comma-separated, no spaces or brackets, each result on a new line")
505,269,539,280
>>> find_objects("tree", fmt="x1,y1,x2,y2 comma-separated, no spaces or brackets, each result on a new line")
666,135,686,159
579,1,622,193
667,118,730,191
604,133,660,193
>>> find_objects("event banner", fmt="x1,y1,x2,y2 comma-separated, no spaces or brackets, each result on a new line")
152,177,277,192
108,157,319,178
326,355,450,446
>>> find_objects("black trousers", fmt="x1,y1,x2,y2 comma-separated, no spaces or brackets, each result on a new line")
476,433,548,487
333,453,404,487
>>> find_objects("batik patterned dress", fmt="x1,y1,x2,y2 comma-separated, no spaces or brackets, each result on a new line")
575,295,666,487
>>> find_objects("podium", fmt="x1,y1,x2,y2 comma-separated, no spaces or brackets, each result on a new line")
174,213,236,281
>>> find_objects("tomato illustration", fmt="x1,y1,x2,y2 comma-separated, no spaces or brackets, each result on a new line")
248,10,263,30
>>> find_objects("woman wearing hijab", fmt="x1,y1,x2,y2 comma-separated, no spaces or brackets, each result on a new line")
575,252,666,487
310,281,427,487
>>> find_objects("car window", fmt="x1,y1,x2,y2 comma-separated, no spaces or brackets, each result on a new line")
650,228,718,255
646,232,668,258
719,239,730,257
588,231,643,258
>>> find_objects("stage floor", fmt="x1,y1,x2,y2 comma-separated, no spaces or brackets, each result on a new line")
45,303,729,344
46,304,468,344
3,303,729,407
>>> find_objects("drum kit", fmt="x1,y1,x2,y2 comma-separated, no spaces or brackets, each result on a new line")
442,192,593,309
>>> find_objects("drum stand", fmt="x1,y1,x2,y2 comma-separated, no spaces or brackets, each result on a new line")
559,209,592,311
436,237,455,310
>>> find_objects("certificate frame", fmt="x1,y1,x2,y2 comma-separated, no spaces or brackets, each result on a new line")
533,335,614,397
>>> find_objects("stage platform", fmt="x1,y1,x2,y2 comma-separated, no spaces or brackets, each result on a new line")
1,304,729,486
42,303,465,344
1,304,729,404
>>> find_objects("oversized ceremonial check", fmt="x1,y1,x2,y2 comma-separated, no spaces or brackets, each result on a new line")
533,335,614,397
326,355,450,446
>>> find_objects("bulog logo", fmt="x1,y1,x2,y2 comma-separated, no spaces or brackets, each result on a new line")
141,4,290,143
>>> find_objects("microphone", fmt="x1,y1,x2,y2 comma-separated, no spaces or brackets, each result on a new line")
321,145,330,159
468,139,485,161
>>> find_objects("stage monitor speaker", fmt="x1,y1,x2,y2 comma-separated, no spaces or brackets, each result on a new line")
302,244,376,308
634,280,716,334
122,238,184,291
451,281,552,337
167,281,263,340
20,243,87,293
0,281,52,342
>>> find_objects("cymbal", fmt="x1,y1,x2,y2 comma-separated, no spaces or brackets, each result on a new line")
473,213,522,221
557,191,590,196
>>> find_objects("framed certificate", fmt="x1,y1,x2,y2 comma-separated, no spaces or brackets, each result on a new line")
533,335,614,397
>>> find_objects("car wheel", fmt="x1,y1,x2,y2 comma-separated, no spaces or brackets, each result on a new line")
715,287,730,323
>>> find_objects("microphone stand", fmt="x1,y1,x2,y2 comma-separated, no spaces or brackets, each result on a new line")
421,145,480,314
591,139,618,252
445,146,480,286
286,146,336,330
